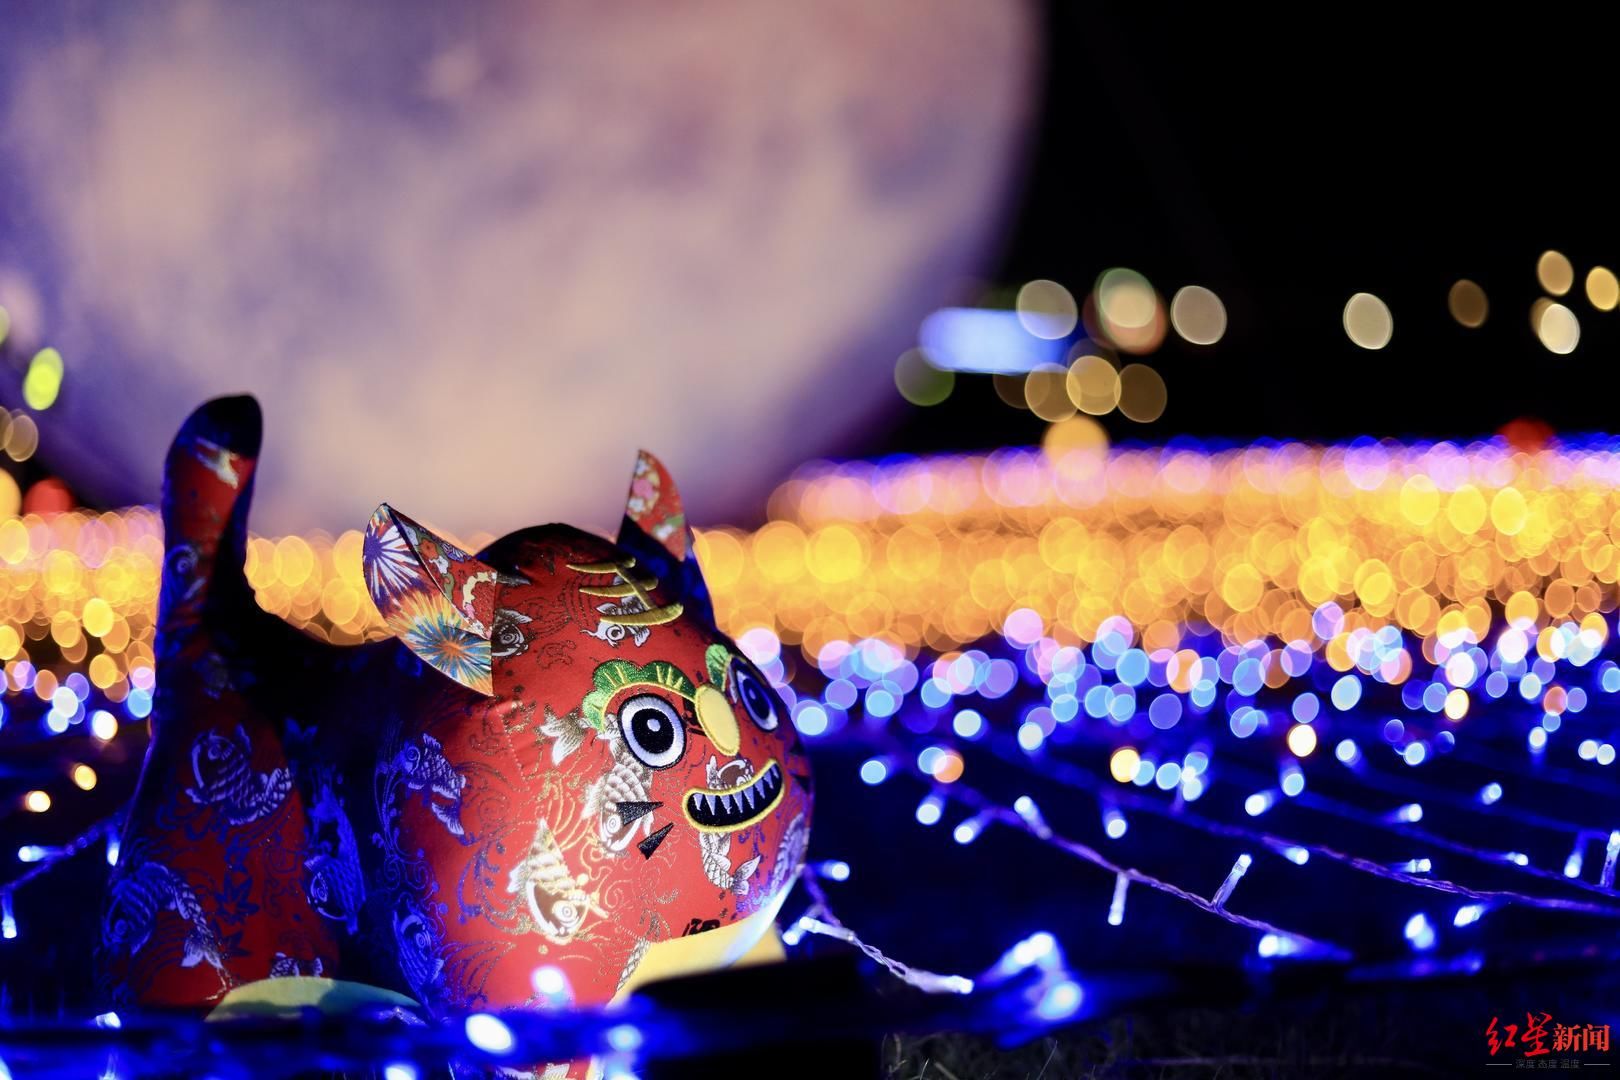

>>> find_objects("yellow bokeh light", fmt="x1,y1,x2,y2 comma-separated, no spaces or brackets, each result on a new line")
1587,266,1619,312
1116,364,1167,423
1489,487,1527,536
24,790,51,813
1065,354,1122,416
1447,279,1488,328
1024,363,1077,422
0,518,26,563
103,618,132,653
2,432,1620,715
993,373,1029,410
1581,611,1609,646
83,597,115,637
1398,475,1439,526
320,579,361,625
1015,279,1079,340
72,764,97,791
274,535,316,588
1097,269,1156,331
1445,485,1487,534
1109,746,1140,783
752,521,807,584
1169,285,1227,345
89,653,119,689
693,529,746,591
1536,301,1580,354
1537,250,1574,296
33,669,58,702
1504,591,1538,628
1220,564,1264,613
1096,268,1165,354
1343,293,1393,350
1287,723,1317,757
0,471,19,521
4,413,40,463
1444,688,1469,721
22,348,65,412
1042,416,1109,464
806,525,866,584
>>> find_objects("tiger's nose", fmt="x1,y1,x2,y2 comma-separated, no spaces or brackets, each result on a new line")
694,685,740,756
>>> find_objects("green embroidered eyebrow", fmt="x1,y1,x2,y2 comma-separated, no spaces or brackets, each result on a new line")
704,644,732,691
581,658,696,731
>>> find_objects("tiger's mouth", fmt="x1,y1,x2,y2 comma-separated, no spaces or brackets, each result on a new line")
683,759,784,833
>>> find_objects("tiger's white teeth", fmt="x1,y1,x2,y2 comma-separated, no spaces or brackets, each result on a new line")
683,758,784,829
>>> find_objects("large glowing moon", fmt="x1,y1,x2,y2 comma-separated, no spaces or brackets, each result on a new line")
0,1,1036,537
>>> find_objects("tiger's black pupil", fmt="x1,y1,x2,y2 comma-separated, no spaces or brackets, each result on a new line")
631,708,674,754
742,677,771,718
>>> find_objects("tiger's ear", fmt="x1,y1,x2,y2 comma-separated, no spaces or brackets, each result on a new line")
620,449,693,560
616,450,715,627
362,503,498,696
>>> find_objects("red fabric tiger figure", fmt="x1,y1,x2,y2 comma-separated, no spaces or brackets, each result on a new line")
100,396,813,1076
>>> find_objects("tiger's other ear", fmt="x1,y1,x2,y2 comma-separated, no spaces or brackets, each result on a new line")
620,449,693,560
362,503,497,696
616,450,715,627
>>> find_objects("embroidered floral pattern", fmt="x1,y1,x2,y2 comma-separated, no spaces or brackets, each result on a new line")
363,520,421,602
491,607,532,659
185,726,293,826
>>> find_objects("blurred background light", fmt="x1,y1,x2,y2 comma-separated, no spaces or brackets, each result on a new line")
1446,279,1488,328
920,308,1071,374
1116,364,1167,422
1343,293,1393,349
1168,285,1226,345
1024,364,1077,422
1537,250,1574,296
1535,301,1581,354
1064,354,1122,416
1015,279,1080,340
1586,266,1619,311
893,349,955,407
1095,268,1165,354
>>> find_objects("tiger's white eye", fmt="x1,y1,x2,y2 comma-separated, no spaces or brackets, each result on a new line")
618,693,687,768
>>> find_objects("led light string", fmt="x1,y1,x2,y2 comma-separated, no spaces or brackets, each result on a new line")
921,782,1352,958
1298,741,1604,842
0,814,117,940
956,693,1620,900
786,869,976,996
840,669,1620,927
1030,750,1620,917
1093,738,1620,899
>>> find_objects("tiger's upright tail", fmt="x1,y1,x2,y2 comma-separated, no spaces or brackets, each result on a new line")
155,394,262,636
100,396,341,1007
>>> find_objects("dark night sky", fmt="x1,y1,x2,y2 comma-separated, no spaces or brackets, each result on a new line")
874,7,1620,457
